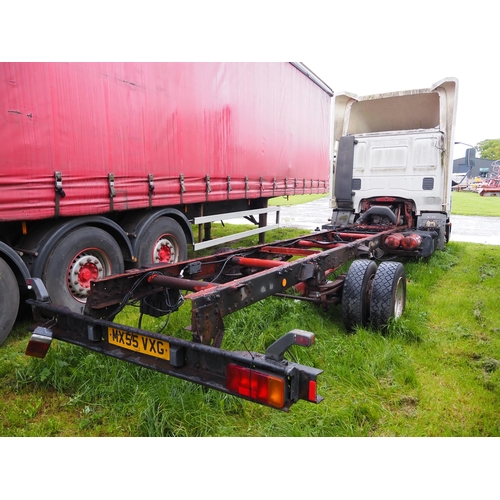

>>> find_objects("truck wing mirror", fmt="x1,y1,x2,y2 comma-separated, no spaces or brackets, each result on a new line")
465,148,476,168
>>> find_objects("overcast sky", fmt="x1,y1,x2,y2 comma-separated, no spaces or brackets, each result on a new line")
5,1,497,160
303,3,498,159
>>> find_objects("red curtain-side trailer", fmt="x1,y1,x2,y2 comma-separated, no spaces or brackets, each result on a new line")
0,62,332,343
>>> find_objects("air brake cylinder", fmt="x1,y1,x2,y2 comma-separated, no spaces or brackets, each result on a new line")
401,234,423,250
383,230,437,257
384,233,404,250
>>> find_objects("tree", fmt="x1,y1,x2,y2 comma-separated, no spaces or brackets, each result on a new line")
476,139,500,160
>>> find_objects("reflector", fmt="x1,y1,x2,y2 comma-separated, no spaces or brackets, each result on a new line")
308,380,317,402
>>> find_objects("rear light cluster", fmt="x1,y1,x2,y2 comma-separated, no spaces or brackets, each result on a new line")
384,233,422,251
25,326,53,358
226,364,286,408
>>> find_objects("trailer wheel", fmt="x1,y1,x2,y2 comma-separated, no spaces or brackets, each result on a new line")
42,227,124,312
136,217,187,267
0,257,20,344
370,262,406,329
341,259,377,331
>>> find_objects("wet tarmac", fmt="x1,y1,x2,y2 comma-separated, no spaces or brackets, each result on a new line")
276,197,500,246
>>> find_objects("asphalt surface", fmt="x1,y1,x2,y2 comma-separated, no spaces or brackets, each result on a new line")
277,197,500,246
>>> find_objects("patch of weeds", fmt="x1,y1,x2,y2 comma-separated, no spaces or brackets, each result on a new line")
431,249,460,271
450,323,473,339
78,405,105,431
23,396,43,419
0,350,27,381
473,301,484,322
481,361,500,393
481,358,500,373
478,263,498,282
323,399,383,437
385,315,424,343
398,395,419,418
139,396,199,437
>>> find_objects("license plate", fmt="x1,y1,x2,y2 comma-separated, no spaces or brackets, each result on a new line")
108,327,170,361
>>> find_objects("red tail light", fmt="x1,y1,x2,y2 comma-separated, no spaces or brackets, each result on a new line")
226,364,286,408
385,233,404,249
401,234,422,250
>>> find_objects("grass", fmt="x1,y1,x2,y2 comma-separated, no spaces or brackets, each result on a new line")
268,193,327,206
452,190,500,216
1,193,500,437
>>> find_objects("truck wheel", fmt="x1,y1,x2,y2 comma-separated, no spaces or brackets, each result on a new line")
370,262,406,329
42,227,124,313
342,259,377,330
136,217,187,267
0,257,20,344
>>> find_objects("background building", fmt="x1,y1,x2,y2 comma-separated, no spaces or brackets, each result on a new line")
453,156,495,179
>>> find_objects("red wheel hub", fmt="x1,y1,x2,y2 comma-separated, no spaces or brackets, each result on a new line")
68,250,108,302
77,262,99,287
153,236,177,263
157,244,172,262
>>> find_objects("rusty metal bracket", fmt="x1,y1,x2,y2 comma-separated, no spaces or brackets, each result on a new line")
148,173,155,208
299,262,316,282
54,171,66,217
108,173,116,211
205,174,211,201
191,302,225,347
179,174,186,203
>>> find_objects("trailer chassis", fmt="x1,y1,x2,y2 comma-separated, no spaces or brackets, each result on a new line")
26,222,412,411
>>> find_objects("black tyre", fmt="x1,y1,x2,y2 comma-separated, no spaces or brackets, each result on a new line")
370,261,406,329
342,259,377,331
0,257,20,345
42,227,124,313
136,217,187,267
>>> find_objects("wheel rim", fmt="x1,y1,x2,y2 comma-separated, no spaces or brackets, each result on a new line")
67,249,111,302
153,235,179,263
393,276,405,318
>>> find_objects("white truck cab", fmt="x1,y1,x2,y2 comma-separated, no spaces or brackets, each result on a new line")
329,78,458,250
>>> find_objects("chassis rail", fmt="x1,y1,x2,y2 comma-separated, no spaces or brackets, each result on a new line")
26,223,416,411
